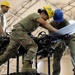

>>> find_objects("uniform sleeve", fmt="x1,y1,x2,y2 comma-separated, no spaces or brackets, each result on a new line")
30,13,41,20
64,19,70,26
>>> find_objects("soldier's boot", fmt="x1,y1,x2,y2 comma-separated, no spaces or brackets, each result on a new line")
21,60,37,73
22,50,37,73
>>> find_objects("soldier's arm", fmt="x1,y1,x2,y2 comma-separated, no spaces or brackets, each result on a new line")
64,19,70,26
0,22,6,36
36,17,57,32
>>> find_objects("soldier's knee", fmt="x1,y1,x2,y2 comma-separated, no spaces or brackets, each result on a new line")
30,45,38,53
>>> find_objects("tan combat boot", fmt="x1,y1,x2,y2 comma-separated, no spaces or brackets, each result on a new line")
21,60,37,73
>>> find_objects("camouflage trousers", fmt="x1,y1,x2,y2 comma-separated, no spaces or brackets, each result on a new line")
0,29,38,67
53,38,75,75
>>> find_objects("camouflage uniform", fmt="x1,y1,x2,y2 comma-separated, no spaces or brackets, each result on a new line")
0,13,41,73
50,19,75,75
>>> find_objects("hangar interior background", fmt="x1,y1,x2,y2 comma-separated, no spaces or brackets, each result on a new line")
0,0,75,75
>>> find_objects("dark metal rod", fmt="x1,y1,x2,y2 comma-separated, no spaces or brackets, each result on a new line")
7,60,9,75
35,55,37,69
16,51,19,73
48,54,50,75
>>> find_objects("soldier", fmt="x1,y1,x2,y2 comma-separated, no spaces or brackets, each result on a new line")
0,0,10,36
0,6,57,73
50,9,75,75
